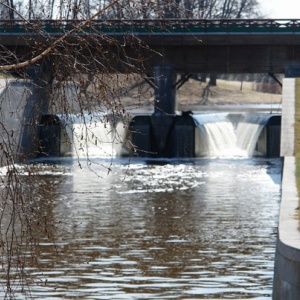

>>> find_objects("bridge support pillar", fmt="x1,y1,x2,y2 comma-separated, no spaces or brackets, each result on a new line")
18,63,54,160
130,66,195,158
150,66,177,156
153,65,177,115
285,65,300,78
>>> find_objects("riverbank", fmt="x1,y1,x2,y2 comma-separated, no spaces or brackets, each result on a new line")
120,77,282,111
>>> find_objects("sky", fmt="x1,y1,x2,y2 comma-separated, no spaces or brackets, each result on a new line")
260,0,300,19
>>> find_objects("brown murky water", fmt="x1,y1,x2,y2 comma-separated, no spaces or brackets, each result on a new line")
1,157,281,299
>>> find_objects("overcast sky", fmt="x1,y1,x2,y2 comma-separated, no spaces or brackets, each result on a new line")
259,0,300,19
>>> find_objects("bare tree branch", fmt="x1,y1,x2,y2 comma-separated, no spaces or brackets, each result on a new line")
0,0,119,71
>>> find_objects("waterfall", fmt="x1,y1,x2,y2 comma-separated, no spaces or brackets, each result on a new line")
44,112,276,159
193,113,271,158
59,113,127,158
236,114,269,157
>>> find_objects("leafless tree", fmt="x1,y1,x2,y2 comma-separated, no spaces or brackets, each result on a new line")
0,2,144,298
0,0,263,298
0,0,261,20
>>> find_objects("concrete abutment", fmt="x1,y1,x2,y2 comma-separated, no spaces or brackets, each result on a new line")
272,77,300,299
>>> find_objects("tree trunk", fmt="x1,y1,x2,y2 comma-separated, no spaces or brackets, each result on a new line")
209,74,217,86
8,0,14,19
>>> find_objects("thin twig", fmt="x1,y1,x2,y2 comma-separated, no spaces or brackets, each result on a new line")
0,0,119,71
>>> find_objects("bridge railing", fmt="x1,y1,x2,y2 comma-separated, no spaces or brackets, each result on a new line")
1,19,300,34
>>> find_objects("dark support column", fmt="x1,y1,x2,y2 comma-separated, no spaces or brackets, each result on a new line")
150,114,174,156
18,62,54,160
266,115,281,158
153,65,177,115
130,66,196,158
39,115,62,157
150,66,177,156
171,113,195,158
285,65,300,78
130,116,153,157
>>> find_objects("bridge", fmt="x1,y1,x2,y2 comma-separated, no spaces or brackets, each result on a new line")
0,19,297,299
0,19,297,161
1,19,300,74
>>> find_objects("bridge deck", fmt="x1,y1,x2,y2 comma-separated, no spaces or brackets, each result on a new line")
1,19,300,74
1,19,300,35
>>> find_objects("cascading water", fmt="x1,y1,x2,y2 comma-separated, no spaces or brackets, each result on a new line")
193,113,271,158
236,114,270,157
59,113,127,158
42,112,278,159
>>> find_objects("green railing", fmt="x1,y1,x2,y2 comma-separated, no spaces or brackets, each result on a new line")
1,19,300,35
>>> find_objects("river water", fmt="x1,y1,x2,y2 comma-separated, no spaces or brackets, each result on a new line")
4,156,281,299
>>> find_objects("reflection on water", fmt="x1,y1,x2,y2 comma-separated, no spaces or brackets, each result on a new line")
2,158,281,299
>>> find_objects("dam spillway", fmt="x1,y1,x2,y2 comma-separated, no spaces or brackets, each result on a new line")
0,68,280,161
39,113,127,158
38,111,281,159
193,113,281,158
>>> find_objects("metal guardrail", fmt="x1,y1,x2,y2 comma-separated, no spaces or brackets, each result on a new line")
0,19,300,35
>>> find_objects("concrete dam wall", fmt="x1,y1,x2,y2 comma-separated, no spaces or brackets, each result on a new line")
0,79,36,166
38,111,281,159
272,78,300,300
0,78,281,161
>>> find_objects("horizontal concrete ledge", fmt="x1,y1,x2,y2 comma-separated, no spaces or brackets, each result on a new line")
273,156,300,299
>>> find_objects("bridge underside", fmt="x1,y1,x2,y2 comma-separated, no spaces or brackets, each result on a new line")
49,45,300,74
4,33,300,74
140,45,300,74
22,44,300,75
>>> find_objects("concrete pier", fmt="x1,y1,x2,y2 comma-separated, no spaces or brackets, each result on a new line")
273,78,300,299
0,79,35,165
280,79,295,156
273,157,300,299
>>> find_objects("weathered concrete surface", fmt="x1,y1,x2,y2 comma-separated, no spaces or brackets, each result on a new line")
273,157,300,299
0,79,33,165
273,77,300,299
280,78,295,157
0,78,48,165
